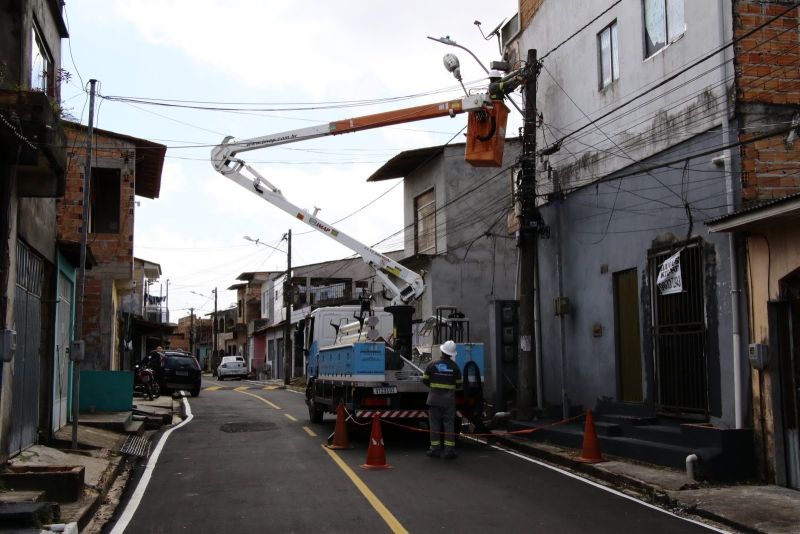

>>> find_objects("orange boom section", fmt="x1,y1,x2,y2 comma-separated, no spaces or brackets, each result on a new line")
329,99,466,133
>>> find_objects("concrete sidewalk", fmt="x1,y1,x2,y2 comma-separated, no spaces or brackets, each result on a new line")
492,433,800,534
0,394,180,531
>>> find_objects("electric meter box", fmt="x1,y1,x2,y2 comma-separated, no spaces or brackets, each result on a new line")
70,340,85,362
1,329,16,362
748,343,769,370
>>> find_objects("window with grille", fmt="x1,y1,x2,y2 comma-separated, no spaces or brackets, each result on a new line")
414,189,436,254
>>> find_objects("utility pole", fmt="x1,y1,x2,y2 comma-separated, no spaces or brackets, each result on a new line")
516,51,540,420
72,78,97,449
283,229,292,386
189,308,195,356
213,288,218,371
165,279,170,324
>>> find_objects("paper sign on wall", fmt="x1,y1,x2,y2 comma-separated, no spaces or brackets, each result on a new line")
657,251,683,295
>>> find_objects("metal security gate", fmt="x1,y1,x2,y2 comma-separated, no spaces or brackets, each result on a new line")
52,272,72,432
649,242,709,418
8,241,43,456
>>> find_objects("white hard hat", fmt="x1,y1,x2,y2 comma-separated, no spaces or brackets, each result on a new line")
440,340,457,357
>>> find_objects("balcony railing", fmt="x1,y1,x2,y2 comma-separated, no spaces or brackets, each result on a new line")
0,89,66,196
144,305,169,324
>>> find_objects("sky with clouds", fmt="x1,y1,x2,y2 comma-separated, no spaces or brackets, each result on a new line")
61,0,520,319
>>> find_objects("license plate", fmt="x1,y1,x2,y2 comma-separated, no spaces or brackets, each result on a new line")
176,370,188,376
372,386,397,395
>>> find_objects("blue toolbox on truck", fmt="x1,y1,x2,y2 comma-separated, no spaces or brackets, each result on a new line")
317,342,385,380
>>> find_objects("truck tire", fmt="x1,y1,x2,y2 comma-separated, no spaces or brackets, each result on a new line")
308,397,324,423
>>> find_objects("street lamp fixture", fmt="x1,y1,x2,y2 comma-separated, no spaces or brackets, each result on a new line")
243,235,286,253
428,34,524,116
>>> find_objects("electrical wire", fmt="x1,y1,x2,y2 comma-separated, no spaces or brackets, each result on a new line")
538,1,800,155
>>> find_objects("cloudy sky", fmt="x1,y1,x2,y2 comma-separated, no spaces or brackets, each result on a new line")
61,0,520,319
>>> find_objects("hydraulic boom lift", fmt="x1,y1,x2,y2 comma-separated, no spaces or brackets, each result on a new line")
210,59,524,425
210,92,510,305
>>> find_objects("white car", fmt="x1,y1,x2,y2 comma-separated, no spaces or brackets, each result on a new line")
217,355,248,380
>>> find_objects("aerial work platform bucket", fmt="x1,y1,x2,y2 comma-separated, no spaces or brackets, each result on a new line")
465,100,509,167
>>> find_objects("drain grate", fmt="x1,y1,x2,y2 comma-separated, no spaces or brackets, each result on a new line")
121,435,151,458
220,421,276,433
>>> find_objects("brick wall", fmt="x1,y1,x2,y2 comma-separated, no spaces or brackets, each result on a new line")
58,125,138,368
519,0,544,30
734,1,800,201
58,127,136,263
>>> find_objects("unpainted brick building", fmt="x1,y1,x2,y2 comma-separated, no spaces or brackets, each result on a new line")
57,123,165,370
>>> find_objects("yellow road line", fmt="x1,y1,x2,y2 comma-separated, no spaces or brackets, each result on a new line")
263,386,280,391
233,386,251,391
235,389,281,410
204,386,222,391
285,414,298,422
321,445,408,534
302,426,317,437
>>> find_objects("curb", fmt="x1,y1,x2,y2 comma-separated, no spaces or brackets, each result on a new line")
71,453,129,530
491,434,751,533
73,399,182,529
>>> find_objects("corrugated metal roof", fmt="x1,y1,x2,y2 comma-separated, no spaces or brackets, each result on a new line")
367,144,455,182
705,192,800,232
706,191,800,225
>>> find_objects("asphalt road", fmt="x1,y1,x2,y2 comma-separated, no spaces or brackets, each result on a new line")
107,378,725,533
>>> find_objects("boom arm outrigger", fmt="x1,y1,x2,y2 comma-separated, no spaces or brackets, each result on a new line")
211,94,496,305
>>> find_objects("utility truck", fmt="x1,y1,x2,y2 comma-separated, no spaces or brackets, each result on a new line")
210,50,527,425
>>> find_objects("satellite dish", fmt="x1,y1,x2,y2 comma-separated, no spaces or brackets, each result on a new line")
487,19,506,39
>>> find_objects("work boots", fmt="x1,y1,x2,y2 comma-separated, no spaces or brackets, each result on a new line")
426,448,441,458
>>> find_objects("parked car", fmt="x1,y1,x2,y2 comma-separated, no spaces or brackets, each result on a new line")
217,355,248,380
160,351,202,396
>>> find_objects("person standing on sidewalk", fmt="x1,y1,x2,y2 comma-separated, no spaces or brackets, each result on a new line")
423,340,462,459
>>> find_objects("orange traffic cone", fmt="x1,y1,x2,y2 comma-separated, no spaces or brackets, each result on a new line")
326,402,352,450
360,414,391,470
576,409,605,464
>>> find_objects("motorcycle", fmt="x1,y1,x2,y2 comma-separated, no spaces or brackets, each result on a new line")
134,364,161,400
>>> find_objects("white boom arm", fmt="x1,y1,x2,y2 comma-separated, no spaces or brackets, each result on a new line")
211,94,494,305
213,158,423,305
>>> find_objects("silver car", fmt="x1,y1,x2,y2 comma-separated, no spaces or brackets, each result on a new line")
217,355,248,380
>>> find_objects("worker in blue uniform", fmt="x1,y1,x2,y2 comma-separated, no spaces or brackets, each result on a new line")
422,340,462,459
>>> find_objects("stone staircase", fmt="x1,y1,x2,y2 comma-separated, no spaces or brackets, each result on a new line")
508,401,754,481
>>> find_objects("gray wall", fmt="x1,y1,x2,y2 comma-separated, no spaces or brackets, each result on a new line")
535,125,744,427
403,141,521,359
516,0,732,192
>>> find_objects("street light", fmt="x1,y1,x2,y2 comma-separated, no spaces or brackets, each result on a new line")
191,288,217,371
428,34,525,116
243,235,286,253
244,234,292,385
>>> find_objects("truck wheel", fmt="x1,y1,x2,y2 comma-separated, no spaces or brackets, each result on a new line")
308,398,324,423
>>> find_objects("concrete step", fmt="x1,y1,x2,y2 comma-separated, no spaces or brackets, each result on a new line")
509,420,708,472
123,418,145,435
624,423,686,446
0,465,85,503
0,502,59,528
594,413,659,426
0,490,46,504
76,411,132,432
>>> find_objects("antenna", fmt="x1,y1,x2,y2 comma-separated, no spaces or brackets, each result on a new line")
474,18,506,55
